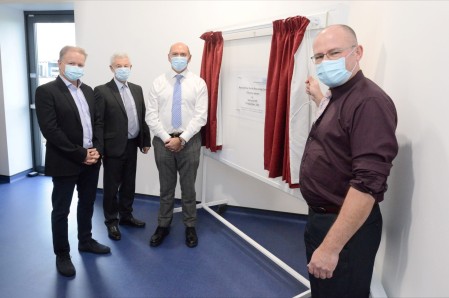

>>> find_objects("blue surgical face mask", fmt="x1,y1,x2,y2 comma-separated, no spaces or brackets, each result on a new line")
64,64,84,81
316,48,357,88
171,56,188,72
115,67,131,82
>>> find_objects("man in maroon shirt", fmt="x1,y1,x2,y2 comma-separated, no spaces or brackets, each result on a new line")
300,25,398,297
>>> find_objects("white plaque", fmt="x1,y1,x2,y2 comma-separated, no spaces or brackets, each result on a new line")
237,75,267,116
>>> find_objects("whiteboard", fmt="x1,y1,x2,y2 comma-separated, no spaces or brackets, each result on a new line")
205,19,323,195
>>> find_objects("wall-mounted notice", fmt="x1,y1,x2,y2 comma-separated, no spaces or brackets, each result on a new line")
237,75,267,116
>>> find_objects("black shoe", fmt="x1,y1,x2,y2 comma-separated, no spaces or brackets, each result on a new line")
149,226,169,247
78,239,111,254
119,216,146,228
56,254,76,277
107,224,121,241
185,227,198,248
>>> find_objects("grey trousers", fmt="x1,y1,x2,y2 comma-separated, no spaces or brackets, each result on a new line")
152,133,201,227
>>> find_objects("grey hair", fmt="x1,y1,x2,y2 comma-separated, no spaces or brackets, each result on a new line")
59,46,87,60
110,52,130,65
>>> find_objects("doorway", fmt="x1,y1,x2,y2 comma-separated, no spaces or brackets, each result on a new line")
25,10,74,173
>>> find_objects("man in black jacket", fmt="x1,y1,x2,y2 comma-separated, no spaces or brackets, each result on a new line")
35,45,110,278
94,53,151,241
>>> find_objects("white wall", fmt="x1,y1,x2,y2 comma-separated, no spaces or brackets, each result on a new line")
0,6,33,176
0,45,8,174
348,2,449,296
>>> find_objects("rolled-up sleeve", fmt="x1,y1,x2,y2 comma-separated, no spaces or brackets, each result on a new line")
349,97,398,201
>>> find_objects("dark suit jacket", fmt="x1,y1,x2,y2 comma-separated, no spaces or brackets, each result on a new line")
35,76,103,177
94,79,151,157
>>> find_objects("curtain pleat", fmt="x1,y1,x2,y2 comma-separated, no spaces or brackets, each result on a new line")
200,31,223,152
264,16,310,187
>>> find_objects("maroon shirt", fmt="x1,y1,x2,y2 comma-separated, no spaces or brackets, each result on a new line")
299,71,398,207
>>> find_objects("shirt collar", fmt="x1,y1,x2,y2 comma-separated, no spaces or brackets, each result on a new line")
329,70,364,100
114,77,128,89
170,68,189,79
59,74,83,89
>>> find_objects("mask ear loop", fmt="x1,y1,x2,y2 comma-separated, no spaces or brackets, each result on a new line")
348,46,359,74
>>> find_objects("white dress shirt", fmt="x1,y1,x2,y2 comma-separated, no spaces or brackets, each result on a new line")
60,75,93,148
113,77,140,139
145,69,208,142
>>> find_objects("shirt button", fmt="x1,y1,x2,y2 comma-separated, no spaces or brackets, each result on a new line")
308,137,313,141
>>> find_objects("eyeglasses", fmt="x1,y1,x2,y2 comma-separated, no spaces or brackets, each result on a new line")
310,45,356,64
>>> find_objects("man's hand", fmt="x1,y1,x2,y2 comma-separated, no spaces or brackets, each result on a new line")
307,245,339,279
83,148,100,165
164,137,183,152
141,147,150,154
306,76,324,106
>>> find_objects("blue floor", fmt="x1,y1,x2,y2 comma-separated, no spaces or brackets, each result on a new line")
0,176,309,298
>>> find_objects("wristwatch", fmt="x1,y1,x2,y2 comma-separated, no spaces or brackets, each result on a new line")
179,137,186,146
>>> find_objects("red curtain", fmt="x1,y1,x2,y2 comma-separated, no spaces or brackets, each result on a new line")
264,16,310,187
200,31,223,152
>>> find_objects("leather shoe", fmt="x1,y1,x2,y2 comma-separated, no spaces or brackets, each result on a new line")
149,226,169,247
107,224,121,241
119,216,146,228
78,239,111,254
56,254,76,277
185,227,198,248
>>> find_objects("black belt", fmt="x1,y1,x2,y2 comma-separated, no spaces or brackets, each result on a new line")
309,204,341,214
169,132,183,137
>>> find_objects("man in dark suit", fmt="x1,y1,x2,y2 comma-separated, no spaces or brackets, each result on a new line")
35,46,110,278
94,53,151,241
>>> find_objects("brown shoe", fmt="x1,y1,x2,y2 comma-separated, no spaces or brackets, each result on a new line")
56,254,76,277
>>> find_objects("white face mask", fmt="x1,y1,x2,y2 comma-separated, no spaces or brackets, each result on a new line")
316,47,357,88
64,64,84,81
114,67,131,82
171,57,188,72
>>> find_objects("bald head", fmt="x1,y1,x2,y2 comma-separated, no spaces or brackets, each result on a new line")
312,24,363,83
314,24,358,50
168,42,191,56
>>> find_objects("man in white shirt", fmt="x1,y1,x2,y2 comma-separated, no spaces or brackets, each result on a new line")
145,42,208,248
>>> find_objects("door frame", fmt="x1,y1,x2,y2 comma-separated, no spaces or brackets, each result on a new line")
24,10,74,173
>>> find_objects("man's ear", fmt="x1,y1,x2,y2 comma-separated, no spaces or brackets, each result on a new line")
356,45,364,61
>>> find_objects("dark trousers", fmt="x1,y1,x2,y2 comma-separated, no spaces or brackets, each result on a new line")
103,138,138,225
152,133,201,227
51,163,100,255
304,204,382,298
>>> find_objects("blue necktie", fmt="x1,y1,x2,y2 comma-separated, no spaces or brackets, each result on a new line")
121,85,139,138
172,74,183,129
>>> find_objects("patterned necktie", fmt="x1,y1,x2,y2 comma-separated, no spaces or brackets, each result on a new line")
121,85,139,138
171,74,183,129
